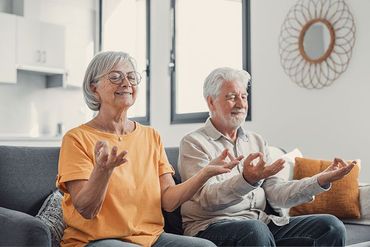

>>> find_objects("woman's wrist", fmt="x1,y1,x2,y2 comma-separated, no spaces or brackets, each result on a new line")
199,167,211,184
93,165,114,179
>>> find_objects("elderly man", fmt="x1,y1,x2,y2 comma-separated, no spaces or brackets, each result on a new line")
178,67,355,246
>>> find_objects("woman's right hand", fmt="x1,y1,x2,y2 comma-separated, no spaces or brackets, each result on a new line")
94,140,128,171
202,149,244,179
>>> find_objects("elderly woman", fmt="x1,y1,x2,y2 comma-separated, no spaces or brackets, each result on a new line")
56,51,240,247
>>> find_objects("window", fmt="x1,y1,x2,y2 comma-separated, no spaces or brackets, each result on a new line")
170,0,251,123
100,0,150,124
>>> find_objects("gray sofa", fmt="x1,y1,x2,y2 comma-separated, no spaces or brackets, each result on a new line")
0,145,369,246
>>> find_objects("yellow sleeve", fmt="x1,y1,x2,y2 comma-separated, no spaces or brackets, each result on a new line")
56,132,94,193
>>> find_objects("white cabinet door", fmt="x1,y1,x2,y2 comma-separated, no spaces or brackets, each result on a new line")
63,7,95,88
0,13,17,84
41,22,65,68
16,17,42,67
16,16,65,70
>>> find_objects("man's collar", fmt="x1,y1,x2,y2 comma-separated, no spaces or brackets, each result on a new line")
237,124,248,141
204,117,248,142
204,118,223,140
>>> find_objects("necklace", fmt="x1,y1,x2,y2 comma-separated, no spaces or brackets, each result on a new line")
89,119,133,142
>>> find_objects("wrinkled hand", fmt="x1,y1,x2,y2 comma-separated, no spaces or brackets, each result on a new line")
94,140,128,172
317,158,356,186
202,149,244,179
242,152,285,185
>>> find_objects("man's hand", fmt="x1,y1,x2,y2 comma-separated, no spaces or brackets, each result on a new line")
242,152,285,185
317,158,356,186
202,149,244,179
94,140,128,172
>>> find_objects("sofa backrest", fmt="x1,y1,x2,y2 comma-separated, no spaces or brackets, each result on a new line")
0,145,183,233
164,147,181,183
0,146,60,216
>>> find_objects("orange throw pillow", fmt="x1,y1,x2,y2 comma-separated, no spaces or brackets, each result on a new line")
289,157,360,219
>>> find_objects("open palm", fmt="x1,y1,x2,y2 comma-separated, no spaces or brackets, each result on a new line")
94,140,128,171
317,158,356,186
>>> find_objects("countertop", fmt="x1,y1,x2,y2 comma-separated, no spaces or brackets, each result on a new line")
0,135,62,141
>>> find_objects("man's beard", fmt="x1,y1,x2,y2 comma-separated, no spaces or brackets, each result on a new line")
222,112,247,129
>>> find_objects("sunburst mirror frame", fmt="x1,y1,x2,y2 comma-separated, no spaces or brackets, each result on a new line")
279,0,356,89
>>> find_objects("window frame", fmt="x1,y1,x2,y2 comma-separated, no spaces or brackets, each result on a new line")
98,0,151,125
169,0,251,124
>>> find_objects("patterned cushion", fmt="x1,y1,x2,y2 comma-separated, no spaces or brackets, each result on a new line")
36,190,65,247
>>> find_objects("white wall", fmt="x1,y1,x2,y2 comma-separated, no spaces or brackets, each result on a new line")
150,0,370,182
250,0,370,182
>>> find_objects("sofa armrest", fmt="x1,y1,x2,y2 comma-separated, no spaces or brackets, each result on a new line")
359,184,370,219
0,207,51,247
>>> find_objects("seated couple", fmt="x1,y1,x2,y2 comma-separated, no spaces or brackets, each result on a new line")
57,51,355,247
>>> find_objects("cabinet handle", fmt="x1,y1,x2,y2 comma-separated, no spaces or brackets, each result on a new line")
36,50,41,62
42,51,47,63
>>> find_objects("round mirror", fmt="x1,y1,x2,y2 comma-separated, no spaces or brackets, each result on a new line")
299,19,335,64
279,0,356,89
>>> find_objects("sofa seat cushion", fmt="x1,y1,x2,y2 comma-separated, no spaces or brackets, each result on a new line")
344,222,370,245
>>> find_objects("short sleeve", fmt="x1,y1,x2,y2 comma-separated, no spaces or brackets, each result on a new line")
155,131,175,176
56,132,94,193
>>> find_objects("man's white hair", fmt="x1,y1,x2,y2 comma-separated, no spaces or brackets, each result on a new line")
203,67,251,100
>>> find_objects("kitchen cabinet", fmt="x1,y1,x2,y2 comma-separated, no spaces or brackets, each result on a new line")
16,16,65,72
0,13,17,84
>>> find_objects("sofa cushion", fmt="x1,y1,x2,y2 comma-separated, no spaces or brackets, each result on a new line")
0,146,60,216
290,157,361,219
163,147,183,234
359,184,370,219
0,206,51,246
344,223,370,245
165,147,181,183
36,190,65,247
162,207,184,235
271,148,303,181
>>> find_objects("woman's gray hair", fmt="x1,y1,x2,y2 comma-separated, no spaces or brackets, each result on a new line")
203,67,251,100
83,51,137,111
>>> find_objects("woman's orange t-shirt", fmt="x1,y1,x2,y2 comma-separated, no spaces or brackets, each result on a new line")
56,123,174,247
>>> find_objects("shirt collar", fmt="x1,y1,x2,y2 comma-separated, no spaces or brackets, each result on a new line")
204,117,249,142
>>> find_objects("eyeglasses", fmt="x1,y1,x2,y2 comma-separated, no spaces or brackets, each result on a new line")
225,92,248,102
107,70,142,86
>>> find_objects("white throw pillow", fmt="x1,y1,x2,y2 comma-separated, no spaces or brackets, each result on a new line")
268,147,303,216
271,148,303,181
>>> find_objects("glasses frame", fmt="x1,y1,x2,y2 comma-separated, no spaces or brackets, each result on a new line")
106,70,142,86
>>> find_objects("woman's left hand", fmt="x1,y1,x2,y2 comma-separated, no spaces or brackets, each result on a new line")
95,140,128,172
317,158,356,186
